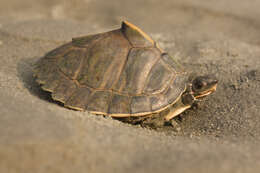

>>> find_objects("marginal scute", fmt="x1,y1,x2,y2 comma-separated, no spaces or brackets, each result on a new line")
131,96,151,114
86,91,112,114
34,58,58,84
144,59,175,94
41,69,63,92
113,48,161,95
65,87,92,110
51,76,77,103
121,21,154,47
108,94,130,115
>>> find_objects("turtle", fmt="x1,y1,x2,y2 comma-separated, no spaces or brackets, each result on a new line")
34,20,218,128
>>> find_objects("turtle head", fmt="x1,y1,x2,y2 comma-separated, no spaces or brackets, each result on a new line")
191,75,218,99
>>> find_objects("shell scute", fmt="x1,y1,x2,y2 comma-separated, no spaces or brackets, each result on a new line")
113,47,161,95
164,74,187,104
150,94,169,111
34,58,57,84
40,70,63,92
51,76,77,103
77,30,131,89
45,42,73,58
161,53,185,74
58,48,86,79
121,21,154,47
144,59,175,94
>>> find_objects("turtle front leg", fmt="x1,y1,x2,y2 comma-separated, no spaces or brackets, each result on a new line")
164,88,196,130
165,103,191,121
167,118,182,132
164,103,190,132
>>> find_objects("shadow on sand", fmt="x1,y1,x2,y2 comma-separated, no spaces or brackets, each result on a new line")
17,57,64,107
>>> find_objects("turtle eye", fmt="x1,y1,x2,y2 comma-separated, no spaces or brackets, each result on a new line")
195,82,203,89
194,80,206,90
196,81,208,90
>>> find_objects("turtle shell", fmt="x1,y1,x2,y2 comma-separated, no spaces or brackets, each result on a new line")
34,21,187,117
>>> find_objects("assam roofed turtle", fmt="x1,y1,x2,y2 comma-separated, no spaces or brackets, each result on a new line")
34,21,218,128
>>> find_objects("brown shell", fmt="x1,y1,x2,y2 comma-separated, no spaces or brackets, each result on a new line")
34,21,187,117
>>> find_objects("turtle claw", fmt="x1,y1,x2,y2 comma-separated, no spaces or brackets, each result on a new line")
169,119,181,132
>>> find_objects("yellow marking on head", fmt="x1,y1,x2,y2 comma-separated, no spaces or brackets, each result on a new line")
195,84,217,99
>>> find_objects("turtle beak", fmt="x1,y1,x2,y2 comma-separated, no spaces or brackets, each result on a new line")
195,79,218,99
211,81,218,93
210,79,218,92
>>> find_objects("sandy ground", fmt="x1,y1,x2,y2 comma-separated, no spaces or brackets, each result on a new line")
0,0,260,172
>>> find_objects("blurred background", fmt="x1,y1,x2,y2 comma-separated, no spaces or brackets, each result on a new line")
1,0,260,58
1,0,260,37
